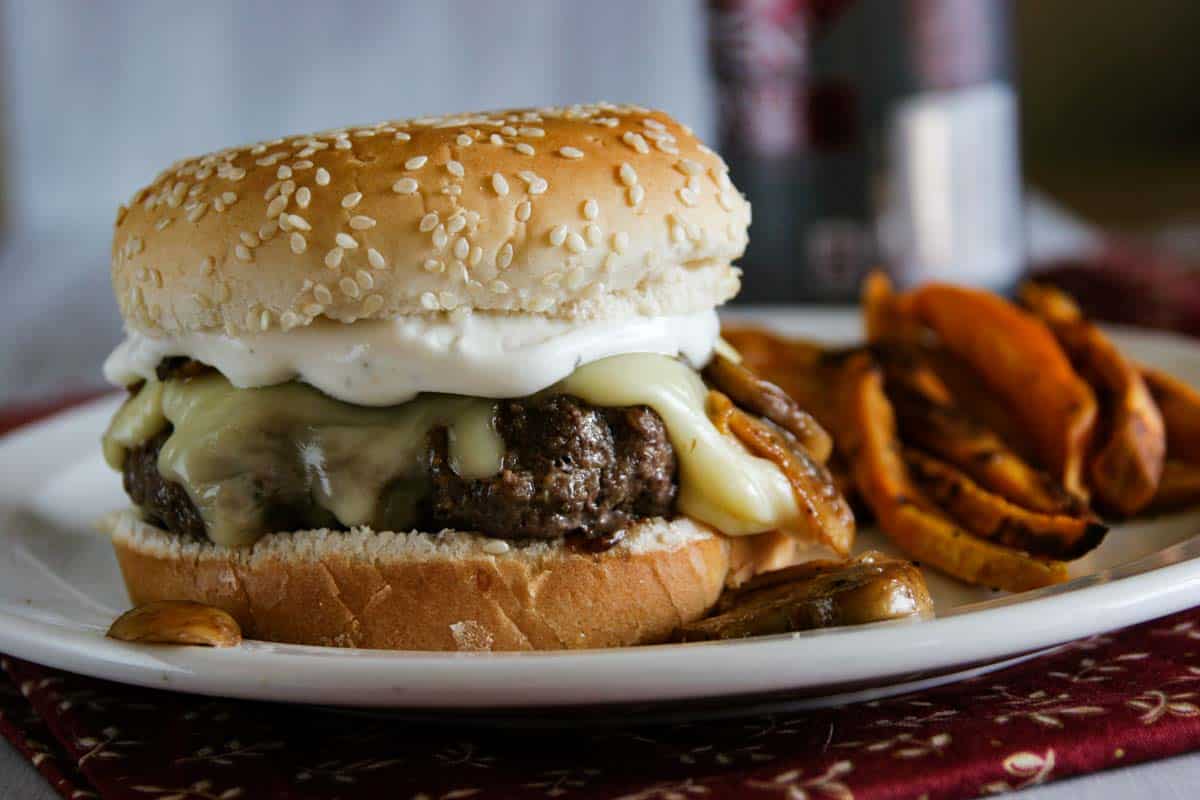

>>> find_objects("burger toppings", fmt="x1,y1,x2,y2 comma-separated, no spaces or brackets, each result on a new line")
103,352,842,548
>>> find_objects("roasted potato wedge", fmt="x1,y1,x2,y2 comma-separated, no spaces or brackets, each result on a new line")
878,350,1084,516
1148,460,1200,513
840,354,1069,592
1143,367,1200,461
1022,283,1165,516
679,551,932,641
910,284,1097,500
905,449,1106,560
709,390,855,556
704,354,833,463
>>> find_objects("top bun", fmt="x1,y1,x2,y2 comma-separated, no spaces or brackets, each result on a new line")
113,103,750,337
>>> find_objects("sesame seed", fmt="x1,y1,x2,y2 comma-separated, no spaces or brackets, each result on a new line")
622,131,650,154
492,173,509,196
678,187,698,206
718,191,737,211
456,133,473,147
489,133,504,145
515,200,532,222
542,272,562,287
341,191,362,208
529,177,548,195
585,223,601,246
490,279,510,294
550,225,568,247
267,195,288,218
677,158,703,176
517,171,537,183
501,125,517,136
404,155,428,170
559,146,584,159
446,160,465,178
363,294,384,315
627,184,645,206
657,140,680,154
315,167,331,185
239,232,260,247
349,215,376,230
227,167,246,181
290,232,307,254
314,284,334,304
613,231,630,253
280,311,300,330
186,202,208,222
324,247,344,269
222,191,238,204
287,213,311,231
439,291,459,310
155,218,172,231
260,310,272,331
259,221,279,240
336,232,358,249
469,245,483,267
515,143,535,156
367,248,386,269
453,237,470,260
618,163,638,186
566,232,587,253
446,214,466,234
293,187,310,209
277,165,293,180
715,170,733,191
393,178,418,195
687,175,701,194
643,117,667,131
356,270,374,289
394,131,411,142
671,223,686,244
235,244,253,262
432,225,449,249
339,277,361,299
303,303,324,316
292,160,313,170
497,242,514,269
420,291,439,310
518,127,545,137
419,212,439,232
423,259,443,273
280,180,296,196
483,538,510,554
582,198,598,220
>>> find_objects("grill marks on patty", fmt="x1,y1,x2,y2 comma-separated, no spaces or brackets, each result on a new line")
428,395,677,540
122,392,678,543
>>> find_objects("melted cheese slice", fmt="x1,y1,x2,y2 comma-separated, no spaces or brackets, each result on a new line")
103,354,802,545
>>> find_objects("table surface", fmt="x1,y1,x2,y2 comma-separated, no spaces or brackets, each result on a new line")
4,734,1199,799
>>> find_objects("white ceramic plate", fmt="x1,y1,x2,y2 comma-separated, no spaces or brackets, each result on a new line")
3,309,1200,714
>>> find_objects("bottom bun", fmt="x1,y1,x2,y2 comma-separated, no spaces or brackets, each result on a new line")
104,510,731,651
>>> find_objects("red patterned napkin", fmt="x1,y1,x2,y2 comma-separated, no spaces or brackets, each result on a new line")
4,609,1200,800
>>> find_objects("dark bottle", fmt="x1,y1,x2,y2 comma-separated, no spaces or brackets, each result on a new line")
709,0,1023,302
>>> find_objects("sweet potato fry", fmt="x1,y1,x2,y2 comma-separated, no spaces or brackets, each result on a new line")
905,449,1107,560
1022,283,1165,516
862,271,922,345
840,354,1069,592
1143,367,1200,461
709,391,855,556
877,347,1084,516
910,284,1097,500
1147,460,1200,513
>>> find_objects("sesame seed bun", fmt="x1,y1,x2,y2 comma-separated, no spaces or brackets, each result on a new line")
113,104,750,337
104,510,732,650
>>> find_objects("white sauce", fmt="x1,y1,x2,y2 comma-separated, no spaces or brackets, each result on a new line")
104,310,720,405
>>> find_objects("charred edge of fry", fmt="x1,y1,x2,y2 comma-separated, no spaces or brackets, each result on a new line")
841,353,1070,592
904,448,1107,560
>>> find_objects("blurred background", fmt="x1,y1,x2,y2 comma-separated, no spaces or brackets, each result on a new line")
0,0,1197,403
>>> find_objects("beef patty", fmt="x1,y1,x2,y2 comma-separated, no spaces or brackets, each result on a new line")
123,394,678,543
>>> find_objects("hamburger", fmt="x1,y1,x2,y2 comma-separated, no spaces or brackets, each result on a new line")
99,103,853,651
